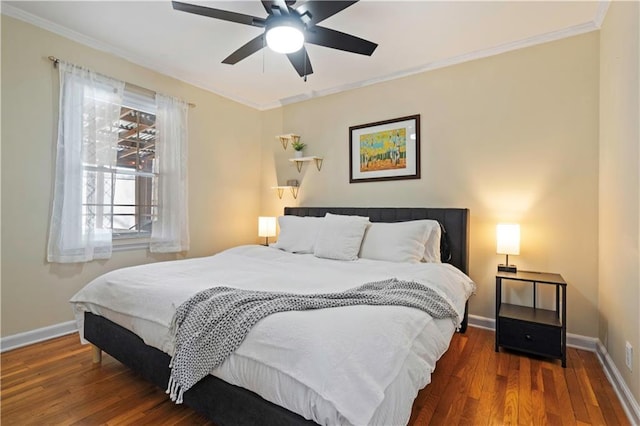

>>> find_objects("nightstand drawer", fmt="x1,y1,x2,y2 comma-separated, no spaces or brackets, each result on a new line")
498,317,562,357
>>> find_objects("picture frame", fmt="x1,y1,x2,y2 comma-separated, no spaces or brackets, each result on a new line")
349,114,420,183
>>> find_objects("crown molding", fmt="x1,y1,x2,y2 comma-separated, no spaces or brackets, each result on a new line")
277,19,600,109
0,3,264,110
593,0,611,28
2,2,605,111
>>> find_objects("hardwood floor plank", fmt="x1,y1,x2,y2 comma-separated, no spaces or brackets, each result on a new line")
564,352,591,423
531,358,545,392
578,350,630,426
1,328,629,425
504,355,520,425
473,332,500,426
489,374,508,425
579,353,622,424
453,324,481,379
429,374,463,424
551,359,577,425
468,329,494,400
531,388,548,426
443,327,484,425
518,356,533,426
460,396,480,425
542,366,561,417
570,348,609,425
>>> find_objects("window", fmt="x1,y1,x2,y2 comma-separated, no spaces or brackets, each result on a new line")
48,60,189,263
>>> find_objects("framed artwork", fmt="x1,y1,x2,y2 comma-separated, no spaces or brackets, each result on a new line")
349,114,420,183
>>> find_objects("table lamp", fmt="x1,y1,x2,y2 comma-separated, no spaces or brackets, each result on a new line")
496,223,520,273
258,216,277,246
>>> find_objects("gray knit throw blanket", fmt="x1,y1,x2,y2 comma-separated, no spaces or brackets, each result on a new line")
166,278,459,403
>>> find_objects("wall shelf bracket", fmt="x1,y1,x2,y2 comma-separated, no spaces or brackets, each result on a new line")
271,185,299,199
276,134,300,151
289,156,323,173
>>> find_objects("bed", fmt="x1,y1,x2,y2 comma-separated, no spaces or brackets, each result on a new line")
72,207,473,425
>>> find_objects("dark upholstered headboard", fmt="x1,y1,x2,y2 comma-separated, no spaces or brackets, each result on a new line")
283,207,469,275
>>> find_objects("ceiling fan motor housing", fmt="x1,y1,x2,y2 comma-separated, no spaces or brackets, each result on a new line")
265,14,306,54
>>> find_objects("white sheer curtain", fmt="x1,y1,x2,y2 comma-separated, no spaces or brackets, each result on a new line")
150,94,189,253
47,62,125,263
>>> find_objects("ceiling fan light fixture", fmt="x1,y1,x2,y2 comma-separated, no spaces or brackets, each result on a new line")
265,18,304,54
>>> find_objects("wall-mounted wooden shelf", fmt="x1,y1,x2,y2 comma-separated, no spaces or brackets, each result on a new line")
289,156,323,172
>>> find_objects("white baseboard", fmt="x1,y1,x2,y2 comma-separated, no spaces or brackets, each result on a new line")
596,341,640,425
468,314,639,425
0,320,77,353
468,314,495,331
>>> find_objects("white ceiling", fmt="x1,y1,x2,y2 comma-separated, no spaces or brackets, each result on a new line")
3,1,607,110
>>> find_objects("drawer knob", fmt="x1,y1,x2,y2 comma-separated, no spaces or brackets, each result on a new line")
525,334,532,341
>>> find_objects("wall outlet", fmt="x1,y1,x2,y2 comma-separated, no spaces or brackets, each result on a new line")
625,341,633,371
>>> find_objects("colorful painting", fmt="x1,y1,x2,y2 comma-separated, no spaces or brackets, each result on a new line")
359,127,407,172
349,115,420,183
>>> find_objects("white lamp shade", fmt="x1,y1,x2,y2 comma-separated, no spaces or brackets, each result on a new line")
496,223,520,255
258,216,277,238
266,25,304,53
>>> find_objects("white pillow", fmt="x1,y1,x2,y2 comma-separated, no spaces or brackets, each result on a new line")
313,213,370,261
359,221,430,263
270,216,324,254
423,220,442,263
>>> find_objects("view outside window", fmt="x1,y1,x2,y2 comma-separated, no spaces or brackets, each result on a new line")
113,107,157,238
81,106,157,239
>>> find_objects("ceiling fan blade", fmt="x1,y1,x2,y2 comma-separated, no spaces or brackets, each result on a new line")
260,1,274,14
172,1,266,27
222,34,265,65
295,1,358,26
271,0,291,14
305,26,377,56
287,47,313,77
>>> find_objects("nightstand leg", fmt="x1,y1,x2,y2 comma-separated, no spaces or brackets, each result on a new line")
562,285,567,367
495,277,501,352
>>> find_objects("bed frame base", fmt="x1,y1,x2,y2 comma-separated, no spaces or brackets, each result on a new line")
84,312,314,425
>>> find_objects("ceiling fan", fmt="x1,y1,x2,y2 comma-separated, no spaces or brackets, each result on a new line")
171,0,378,79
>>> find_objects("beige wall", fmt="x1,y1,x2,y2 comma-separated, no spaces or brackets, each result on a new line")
259,107,286,216
261,33,601,337
599,0,640,405
2,4,639,411
1,16,262,336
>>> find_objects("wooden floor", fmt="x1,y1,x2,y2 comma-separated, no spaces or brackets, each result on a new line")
1,326,629,425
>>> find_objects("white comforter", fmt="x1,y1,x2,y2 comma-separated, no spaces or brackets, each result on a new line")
70,245,475,425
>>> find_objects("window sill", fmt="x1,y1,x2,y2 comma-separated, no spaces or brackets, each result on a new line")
113,238,150,252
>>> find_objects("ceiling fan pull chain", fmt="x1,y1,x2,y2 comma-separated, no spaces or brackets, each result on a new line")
304,48,308,82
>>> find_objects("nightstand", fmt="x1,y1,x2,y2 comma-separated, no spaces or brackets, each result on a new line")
495,271,567,367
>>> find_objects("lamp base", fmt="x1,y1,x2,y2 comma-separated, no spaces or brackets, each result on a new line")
498,264,517,273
